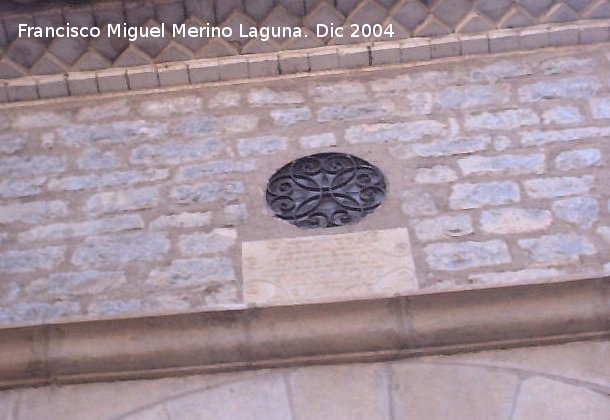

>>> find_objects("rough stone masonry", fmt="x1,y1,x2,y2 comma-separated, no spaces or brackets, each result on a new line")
0,42,610,326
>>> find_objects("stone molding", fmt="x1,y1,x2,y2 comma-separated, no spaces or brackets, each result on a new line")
0,277,608,390
2,0,610,79
1,19,609,103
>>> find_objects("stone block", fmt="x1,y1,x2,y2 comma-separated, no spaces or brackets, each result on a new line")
72,232,170,267
437,84,510,109
309,47,339,71
271,107,312,126
450,181,521,209
86,187,160,215
391,364,519,420
401,188,438,216
458,154,545,176
424,240,511,271
37,75,69,99
338,45,369,69
465,109,540,131
400,38,431,62
371,41,401,65
346,120,447,144
549,24,579,46
158,63,189,86
480,208,553,234
0,155,66,179
218,56,248,81
299,133,337,149
489,29,520,53
415,165,458,184
97,69,128,93
6,79,38,102
459,33,489,55
248,88,304,105
524,176,594,198
0,246,65,273
518,234,596,264
512,376,610,419
318,101,394,122
555,148,601,171
248,55,280,78
518,76,601,101
279,51,310,74
130,139,223,166
430,35,460,58
290,364,389,420
542,105,582,125
170,181,244,204
411,215,473,242
150,212,212,230
67,72,98,96
552,196,599,228
590,97,610,119
178,228,237,257
0,201,69,225
519,27,550,50
188,60,220,83
237,135,288,156
579,21,609,44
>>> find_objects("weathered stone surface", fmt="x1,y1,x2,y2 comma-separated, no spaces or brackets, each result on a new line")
552,196,599,228
524,176,594,198
470,61,532,81
0,133,27,154
19,215,144,242
170,181,244,204
0,177,45,198
49,169,169,191
590,97,610,119
411,215,473,242
72,232,170,267
424,240,511,271
555,148,601,171
176,160,256,180
86,187,159,215
309,81,366,103
458,154,545,175
28,270,126,296
346,121,448,144
401,189,438,216
243,229,417,306
163,376,292,420
208,91,241,108
12,111,70,129
138,96,202,116
299,132,337,149
518,76,601,101
391,364,519,420
86,299,142,316
270,107,311,126
450,181,520,209
0,155,66,179
521,126,610,146
77,148,118,170
223,204,248,226
480,208,553,234
237,135,288,156
130,139,223,165
539,56,596,75
317,101,394,122
518,234,596,264
0,200,69,225
176,115,259,136
150,212,212,230
415,165,458,184
76,100,130,122
542,105,582,125
0,301,81,325
57,120,168,146
146,257,235,289
469,268,564,284
290,365,389,420
0,246,65,273
512,376,610,420
412,136,490,157
248,88,304,105
465,109,540,131
437,84,511,109
178,228,237,257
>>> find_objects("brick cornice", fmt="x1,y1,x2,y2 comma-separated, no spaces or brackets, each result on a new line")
0,277,608,390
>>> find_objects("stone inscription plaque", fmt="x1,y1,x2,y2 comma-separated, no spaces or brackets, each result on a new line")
242,228,418,306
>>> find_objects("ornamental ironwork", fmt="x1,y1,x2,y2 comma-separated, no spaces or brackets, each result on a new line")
266,153,387,228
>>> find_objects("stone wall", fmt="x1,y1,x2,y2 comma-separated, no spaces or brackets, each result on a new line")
0,339,608,419
0,41,609,326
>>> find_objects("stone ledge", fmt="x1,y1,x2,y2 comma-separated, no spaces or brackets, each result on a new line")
1,20,609,104
0,277,607,390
